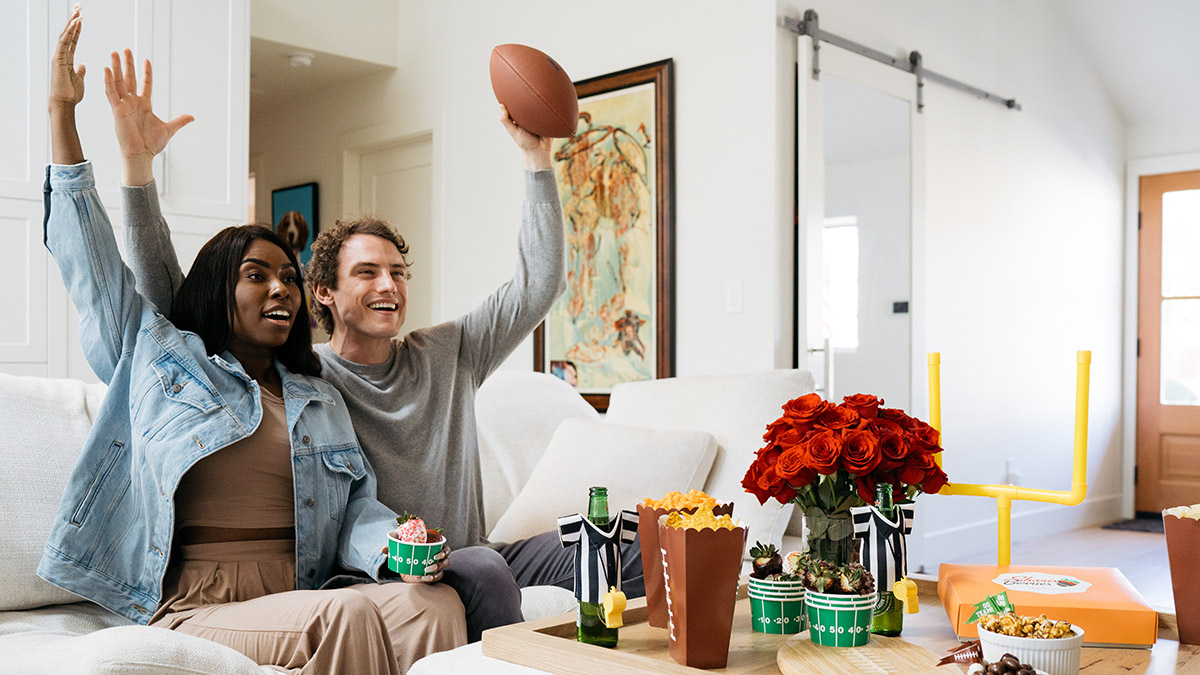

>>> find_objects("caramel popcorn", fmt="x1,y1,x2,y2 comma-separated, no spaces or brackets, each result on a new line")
1164,503,1200,520
665,502,739,531
642,489,717,511
977,612,1075,639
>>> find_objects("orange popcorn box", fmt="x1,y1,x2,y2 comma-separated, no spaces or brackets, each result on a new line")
638,502,733,629
659,515,745,669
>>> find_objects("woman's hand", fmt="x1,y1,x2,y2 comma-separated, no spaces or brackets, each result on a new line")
49,5,85,165
402,542,452,584
499,104,553,171
104,49,194,186
50,5,85,111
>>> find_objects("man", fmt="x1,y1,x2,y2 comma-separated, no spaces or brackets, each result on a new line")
126,106,643,642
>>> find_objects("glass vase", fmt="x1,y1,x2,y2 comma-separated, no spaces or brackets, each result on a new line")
803,507,856,566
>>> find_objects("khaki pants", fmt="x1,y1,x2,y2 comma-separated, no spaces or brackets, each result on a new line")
151,540,467,674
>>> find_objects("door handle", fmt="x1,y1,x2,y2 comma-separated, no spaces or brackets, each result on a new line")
807,338,834,400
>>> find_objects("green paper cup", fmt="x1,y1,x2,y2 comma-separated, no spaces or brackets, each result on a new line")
387,530,444,576
748,577,806,592
805,590,876,647
749,588,806,634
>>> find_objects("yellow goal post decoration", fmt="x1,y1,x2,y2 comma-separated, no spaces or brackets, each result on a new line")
927,351,1091,566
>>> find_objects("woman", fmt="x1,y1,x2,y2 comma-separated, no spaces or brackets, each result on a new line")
39,9,466,673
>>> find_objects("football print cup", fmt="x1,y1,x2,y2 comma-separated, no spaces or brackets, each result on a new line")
388,530,444,576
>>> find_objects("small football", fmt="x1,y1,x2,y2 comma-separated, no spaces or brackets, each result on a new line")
489,43,579,138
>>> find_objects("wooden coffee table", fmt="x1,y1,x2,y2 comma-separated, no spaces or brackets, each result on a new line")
481,578,1199,674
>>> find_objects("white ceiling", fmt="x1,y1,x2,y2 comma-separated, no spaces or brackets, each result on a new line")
247,2,1200,131
1053,0,1200,127
249,37,392,112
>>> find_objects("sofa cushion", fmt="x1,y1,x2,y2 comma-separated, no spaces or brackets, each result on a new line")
0,625,268,674
0,374,107,611
604,370,816,558
477,372,600,534
487,419,717,544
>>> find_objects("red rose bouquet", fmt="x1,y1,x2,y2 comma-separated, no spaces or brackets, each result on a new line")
741,393,947,564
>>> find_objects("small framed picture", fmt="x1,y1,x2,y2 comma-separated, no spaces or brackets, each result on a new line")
271,182,319,265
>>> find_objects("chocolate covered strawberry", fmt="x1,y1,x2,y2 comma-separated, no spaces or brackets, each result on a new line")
749,541,783,579
395,511,432,543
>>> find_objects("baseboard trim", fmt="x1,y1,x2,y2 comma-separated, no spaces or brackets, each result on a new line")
920,493,1124,569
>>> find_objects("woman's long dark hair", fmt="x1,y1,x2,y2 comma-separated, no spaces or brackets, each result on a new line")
172,225,322,377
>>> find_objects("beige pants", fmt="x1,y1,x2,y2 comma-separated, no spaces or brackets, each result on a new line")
151,539,467,674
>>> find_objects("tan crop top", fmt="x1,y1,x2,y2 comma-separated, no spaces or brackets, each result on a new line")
174,388,295,530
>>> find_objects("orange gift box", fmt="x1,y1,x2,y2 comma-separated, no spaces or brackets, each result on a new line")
938,564,1157,647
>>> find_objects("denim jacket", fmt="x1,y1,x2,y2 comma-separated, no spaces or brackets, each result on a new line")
38,162,397,625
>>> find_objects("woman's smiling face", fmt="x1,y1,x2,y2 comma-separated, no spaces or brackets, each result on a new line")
228,238,302,354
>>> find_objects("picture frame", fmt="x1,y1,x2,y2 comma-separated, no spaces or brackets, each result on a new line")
534,59,675,412
270,182,319,266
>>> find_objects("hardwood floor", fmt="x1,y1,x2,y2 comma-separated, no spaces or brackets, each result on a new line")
938,526,1175,610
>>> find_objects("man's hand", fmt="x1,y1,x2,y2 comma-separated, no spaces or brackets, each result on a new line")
500,104,553,171
104,49,194,185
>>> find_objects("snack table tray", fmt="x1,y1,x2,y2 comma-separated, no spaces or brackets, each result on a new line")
480,578,1199,674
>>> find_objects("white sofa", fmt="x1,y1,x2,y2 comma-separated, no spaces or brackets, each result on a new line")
0,368,814,674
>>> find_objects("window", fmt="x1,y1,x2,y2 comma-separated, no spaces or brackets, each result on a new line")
823,216,859,350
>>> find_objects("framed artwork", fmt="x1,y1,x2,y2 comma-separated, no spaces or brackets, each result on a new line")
534,59,675,412
271,182,319,266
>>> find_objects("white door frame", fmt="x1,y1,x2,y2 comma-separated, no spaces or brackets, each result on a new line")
1121,151,1200,518
341,120,443,321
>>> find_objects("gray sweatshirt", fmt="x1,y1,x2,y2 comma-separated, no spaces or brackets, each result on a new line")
123,170,566,550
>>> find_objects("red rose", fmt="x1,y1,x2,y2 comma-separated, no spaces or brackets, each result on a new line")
776,447,808,480
921,464,949,494
774,481,799,505
782,393,829,425
742,457,772,505
879,408,915,431
841,429,882,475
817,405,859,430
855,473,877,503
804,429,842,474
908,419,942,454
842,394,883,419
897,450,937,486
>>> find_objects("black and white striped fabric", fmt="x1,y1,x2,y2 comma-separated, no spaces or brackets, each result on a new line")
557,510,638,604
851,503,915,591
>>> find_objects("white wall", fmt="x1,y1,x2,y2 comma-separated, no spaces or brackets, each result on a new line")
1127,118,1200,160
778,0,1125,567
251,0,787,373
252,1,1128,564
0,0,248,382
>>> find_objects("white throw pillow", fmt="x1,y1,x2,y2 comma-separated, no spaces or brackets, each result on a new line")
476,371,600,533
486,419,718,543
604,370,817,558
0,374,107,611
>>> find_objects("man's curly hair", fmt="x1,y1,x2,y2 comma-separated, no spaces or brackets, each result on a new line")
306,216,411,335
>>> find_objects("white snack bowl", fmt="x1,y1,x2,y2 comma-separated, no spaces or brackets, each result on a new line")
977,624,1084,675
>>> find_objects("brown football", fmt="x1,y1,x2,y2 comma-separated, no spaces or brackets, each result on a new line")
489,44,579,138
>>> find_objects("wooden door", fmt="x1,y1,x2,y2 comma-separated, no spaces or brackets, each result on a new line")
356,136,434,332
1137,170,1200,511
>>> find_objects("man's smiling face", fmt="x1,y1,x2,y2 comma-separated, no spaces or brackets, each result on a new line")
316,233,409,346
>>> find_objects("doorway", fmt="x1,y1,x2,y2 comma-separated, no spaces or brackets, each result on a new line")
344,133,435,333
1136,170,1200,512
796,41,924,413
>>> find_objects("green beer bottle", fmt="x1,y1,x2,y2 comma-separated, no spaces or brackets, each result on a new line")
870,482,904,636
577,486,619,647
